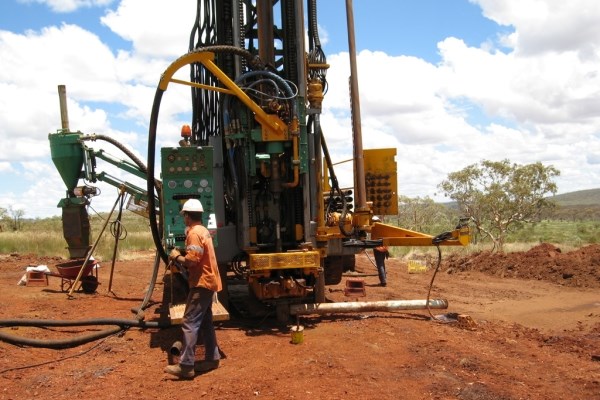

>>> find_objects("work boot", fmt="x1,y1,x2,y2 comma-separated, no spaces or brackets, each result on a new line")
194,359,220,373
164,363,195,379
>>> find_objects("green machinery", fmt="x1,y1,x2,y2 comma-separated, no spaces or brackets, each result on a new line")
161,145,217,248
49,127,151,259
50,0,470,319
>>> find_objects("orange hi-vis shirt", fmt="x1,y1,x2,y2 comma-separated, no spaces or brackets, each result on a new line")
184,223,222,292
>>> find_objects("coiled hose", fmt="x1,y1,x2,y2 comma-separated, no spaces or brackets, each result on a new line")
0,251,167,349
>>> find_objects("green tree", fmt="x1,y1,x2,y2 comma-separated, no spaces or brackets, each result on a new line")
438,159,559,252
8,206,26,231
0,207,7,231
396,195,457,234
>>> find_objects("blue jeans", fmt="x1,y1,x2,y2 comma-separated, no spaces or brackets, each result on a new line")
374,249,387,285
179,287,220,366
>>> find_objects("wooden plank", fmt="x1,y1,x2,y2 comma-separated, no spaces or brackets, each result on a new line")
169,296,230,325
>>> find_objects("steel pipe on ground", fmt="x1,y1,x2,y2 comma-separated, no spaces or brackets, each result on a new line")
290,299,448,316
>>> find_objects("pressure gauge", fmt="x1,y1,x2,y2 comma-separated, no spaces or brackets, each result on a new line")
167,180,177,189
199,178,209,188
183,179,193,188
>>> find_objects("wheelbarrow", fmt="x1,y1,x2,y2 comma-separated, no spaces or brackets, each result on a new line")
46,259,100,294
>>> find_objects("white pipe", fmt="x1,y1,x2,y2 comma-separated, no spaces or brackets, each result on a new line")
290,299,448,316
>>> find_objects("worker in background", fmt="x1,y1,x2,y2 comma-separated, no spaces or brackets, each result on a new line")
371,216,389,287
165,198,222,379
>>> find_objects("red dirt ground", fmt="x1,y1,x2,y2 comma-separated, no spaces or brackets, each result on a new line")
1,243,599,400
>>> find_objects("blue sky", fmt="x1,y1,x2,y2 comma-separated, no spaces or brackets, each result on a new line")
1,0,600,218
319,0,512,60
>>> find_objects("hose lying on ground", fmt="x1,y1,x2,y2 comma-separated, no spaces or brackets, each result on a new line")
0,318,171,349
0,250,166,350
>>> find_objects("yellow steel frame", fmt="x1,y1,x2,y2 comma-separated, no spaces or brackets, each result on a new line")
158,50,288,141
371,222,470,247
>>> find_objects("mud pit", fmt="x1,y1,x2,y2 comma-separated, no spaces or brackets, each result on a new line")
1,243,599,399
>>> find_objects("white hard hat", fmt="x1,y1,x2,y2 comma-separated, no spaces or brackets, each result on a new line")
180,198,204,214
371,215,381,222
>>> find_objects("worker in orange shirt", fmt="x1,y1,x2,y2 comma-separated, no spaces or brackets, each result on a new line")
165,199,222,379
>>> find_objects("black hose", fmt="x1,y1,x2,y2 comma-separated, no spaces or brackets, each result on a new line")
426,230,453,321
320,128,354,237
0,318,168,328
0,326,124,349
0,250,167,349
147,88,168,264
131,251,162,319
82,134,147,174
80,133,163,202
191,45,265,71
425,244,443,320
0,318,170,349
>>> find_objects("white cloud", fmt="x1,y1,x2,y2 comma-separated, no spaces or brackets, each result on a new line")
321,0,600,200
19,0,114,13
472,0,600,58
0,162,14,173
2,0,600,217
101,0,194,58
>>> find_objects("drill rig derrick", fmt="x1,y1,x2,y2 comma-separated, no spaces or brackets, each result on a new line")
145,0,470,321
146,0,350,314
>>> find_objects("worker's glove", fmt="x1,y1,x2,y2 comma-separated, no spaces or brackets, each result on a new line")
168,248,181,262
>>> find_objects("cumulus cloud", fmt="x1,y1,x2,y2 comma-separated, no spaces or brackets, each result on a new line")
321,0,600,199
2,0,600,217
101,0,194,58
472,0,600,58
18,0,114,13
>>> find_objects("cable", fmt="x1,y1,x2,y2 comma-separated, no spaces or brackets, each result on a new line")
425,244,443,320
364,249,377,268
109,220,127,240
425,230,454,321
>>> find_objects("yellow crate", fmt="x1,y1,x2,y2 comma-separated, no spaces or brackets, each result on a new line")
407,260,428,274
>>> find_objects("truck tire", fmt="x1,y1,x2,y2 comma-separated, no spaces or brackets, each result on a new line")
81,276,98,294
314,268,325,303
324,256,343,285
342,254,356,272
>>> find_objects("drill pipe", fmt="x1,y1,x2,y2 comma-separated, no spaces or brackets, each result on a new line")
290,299,448,316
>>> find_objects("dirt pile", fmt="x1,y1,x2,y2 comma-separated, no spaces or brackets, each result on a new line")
443,243,600,288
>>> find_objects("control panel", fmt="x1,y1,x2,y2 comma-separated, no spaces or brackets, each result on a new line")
161,146,216,248
363,148,398,216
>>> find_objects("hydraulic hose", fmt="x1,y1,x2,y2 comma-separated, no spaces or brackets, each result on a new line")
81,134,163,198
0,318,170,349
82,134,147,174
192,45,265,71
319,127,354,237
147,89,168,264
0,251,166,349
131,251,162,319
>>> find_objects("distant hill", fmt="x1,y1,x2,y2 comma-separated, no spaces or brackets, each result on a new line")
548,188,600,207
442,188,600,220
546,188,600,220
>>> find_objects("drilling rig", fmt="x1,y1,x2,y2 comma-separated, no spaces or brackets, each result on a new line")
49,0,469,321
